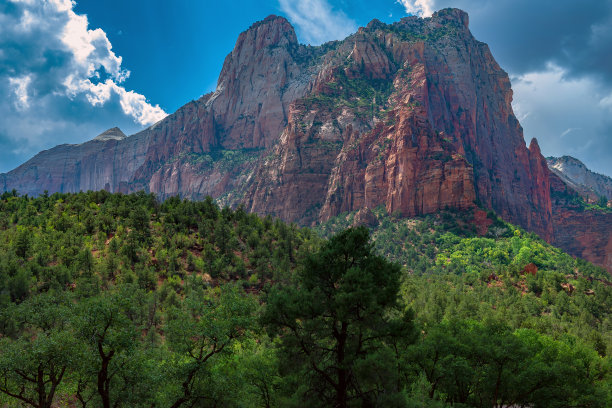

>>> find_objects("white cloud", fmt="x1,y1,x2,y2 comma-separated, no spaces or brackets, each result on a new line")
600,92,612,111
116,86,167,126
560,128,580,138
17,9,35,31
50,1,161,123
59,9,125,80
64,77,166,126
49,0,74,13
8,75,32,110
5,0,165,125
397,0,435,17
278,0,357,45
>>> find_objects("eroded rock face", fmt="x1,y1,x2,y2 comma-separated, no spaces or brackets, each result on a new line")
0,129,149,196
2,15,317,202
352,207,379,227
550,173,612,273
553,210,612,273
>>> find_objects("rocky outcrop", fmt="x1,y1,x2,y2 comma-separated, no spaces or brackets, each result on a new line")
547,156,612,204
93,127,126,142
0,128,149,196
352,207,379,227
2,15,318,201
553,209,612,273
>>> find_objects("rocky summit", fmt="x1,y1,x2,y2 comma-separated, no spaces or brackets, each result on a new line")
1,9,610,272
548,156,612,204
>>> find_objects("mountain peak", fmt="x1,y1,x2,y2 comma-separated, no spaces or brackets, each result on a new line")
237,14,297,51
550,155,586,168
261,14,289,25
3,11,610,272
547,155,612,201
431,8,469,28
93,127,126,142
528,138,542,155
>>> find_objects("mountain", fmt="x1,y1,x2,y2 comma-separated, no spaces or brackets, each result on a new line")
549,172,612,273
0,9,610,272
547,156,612,204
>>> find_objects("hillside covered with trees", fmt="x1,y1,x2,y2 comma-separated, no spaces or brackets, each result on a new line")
0,191,609,407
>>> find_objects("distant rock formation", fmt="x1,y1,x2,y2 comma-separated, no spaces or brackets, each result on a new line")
93,127,127,142
549,172,612,272
547,156,612,204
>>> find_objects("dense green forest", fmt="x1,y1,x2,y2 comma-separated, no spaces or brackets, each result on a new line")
0,191,610,407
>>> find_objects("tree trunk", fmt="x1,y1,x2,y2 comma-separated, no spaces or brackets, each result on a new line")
336,322,348,408
97,342,114,408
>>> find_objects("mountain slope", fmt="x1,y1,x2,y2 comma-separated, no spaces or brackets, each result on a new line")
241,10,553,240
547,155,612,204
1,15,317,200
549,171,612,272
0,191,608,407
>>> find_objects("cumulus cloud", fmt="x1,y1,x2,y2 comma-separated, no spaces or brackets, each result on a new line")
279,0,357,45
0,0,166,172
397,0,434,17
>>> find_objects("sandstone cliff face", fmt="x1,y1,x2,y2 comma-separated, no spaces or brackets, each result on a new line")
2,9,607,269
547,156,612,204
550,173,612,272
0,130,150,196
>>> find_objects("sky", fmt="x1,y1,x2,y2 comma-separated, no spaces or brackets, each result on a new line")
1,0,611,177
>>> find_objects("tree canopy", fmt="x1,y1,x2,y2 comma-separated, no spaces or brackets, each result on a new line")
0,192,609,407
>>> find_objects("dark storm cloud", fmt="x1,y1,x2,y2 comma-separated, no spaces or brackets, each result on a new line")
511,67,612,176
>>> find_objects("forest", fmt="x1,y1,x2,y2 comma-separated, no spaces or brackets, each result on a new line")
0,190,609,407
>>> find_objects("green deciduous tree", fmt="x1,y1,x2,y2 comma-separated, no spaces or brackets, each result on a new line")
0,292,79,408
407,319,610,408
164,284,257,408
72,285,150,408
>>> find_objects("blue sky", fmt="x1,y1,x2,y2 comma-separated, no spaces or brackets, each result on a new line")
1,0,611,177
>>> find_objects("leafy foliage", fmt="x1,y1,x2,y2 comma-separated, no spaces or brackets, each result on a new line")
0,192,609,407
